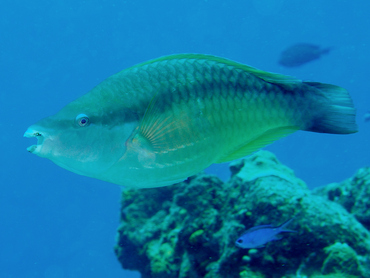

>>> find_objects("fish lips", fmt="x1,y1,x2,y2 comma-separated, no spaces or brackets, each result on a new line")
24,127,46,155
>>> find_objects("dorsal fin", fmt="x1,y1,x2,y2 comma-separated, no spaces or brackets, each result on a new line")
129,53,302,90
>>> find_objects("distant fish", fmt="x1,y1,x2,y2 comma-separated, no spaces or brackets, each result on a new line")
279,43,332,67
365,111,370,122
235,219,296,249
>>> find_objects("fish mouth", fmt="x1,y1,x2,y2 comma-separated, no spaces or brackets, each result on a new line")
24,128,45,154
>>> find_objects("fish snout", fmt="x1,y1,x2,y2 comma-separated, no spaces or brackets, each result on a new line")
24,127,46,154
235,237,245,248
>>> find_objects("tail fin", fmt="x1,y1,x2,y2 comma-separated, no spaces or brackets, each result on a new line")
278,218,296,234
304,82,357,134
321,47,332,55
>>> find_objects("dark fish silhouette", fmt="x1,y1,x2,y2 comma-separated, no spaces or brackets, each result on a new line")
365,111,370,122
279,43,331,67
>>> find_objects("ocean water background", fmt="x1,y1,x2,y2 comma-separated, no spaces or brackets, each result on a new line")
1,0,369,277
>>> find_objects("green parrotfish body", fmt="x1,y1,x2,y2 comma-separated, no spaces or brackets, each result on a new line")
24,54,357,188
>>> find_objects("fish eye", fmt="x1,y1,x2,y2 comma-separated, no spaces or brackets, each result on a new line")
76,114,90,127
237,239,243,243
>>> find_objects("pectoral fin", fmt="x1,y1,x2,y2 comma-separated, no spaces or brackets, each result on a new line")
125,93,211,166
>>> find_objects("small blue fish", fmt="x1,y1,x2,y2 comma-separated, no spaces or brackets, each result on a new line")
235,219,296,249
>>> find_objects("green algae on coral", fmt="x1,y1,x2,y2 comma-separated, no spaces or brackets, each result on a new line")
322,243,361,276
239,269,265,278
308,273,359,278
147,241,176,274
189,229,204,245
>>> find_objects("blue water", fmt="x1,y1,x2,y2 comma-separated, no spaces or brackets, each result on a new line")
1,0,369,277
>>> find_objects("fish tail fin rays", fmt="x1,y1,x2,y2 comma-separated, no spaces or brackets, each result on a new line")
321,47,332,55
278,218,296,233
272,218,296,240
303,82,358,134
279,218,293,228
214,126,299,163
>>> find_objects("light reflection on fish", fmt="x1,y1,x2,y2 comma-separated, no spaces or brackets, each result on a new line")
24,54,357,188
279,43,332,67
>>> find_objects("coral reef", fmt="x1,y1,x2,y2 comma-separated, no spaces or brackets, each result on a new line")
313,167,370,230
114,151,370,278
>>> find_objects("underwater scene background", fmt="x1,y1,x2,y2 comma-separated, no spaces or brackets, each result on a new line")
1,0,370,277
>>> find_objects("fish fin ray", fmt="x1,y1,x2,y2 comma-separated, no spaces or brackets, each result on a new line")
137,94,209,153
278,218,295,229
243,225,273,234
272,235,284,241
254,245,265,248
281,229,297,234
215,126,298,163
139,94,180,151
303,82,357,134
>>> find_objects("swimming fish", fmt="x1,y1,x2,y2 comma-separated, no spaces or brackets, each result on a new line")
24,54,357,188
235,219,296,249
279,43,331,67
364,111,370,122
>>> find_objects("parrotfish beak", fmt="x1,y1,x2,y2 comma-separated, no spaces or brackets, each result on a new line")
24,128,45,154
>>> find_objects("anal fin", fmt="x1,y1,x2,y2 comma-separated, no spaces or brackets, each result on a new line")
215,126,299,163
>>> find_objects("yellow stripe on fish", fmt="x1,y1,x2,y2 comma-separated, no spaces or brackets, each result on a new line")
24,54,357,188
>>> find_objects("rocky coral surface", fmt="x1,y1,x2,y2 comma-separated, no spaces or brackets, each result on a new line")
114,151,370,278
313,167,370,230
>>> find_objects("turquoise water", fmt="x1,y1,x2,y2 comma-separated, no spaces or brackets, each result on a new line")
1,0,369,277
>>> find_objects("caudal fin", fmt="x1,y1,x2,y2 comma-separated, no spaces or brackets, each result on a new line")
278,218,296,234
321,47,332,55
304,82,357,134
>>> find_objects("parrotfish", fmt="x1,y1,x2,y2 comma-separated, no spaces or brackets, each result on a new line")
279,43,332,67
235,219,296,249
24,54,357,188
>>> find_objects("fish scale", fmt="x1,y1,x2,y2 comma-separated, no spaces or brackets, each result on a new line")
24,54,357,188
145,63,283,164
113,57,341,169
